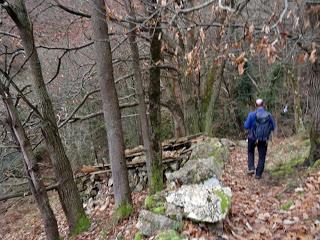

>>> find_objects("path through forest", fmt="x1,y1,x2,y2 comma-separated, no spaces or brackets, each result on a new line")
1,140,320,240
222,144,320,240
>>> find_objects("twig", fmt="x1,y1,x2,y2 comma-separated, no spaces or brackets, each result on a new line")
271,0,288,29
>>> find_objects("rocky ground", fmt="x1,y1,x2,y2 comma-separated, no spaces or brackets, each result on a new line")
0,135,319,240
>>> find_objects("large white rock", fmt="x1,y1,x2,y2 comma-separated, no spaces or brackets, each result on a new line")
166,185,231,223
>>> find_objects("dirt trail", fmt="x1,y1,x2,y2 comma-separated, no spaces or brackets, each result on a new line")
222,146,320,240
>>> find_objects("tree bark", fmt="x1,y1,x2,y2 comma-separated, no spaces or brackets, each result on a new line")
307,61,320,165
3,0,87,233
145,0,163,194
304,3,320,166
204,60,226,135
124,0,158,189
91,0,132,206
0,83,59,240
161,99,186,138
288,69,304,134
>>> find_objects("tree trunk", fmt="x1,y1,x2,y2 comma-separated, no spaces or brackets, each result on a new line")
0,84,59,240
204,60,226,135
146,0,163,194
124,0,158,189
4,0,88,233
304,3,320,166
307,61,320,165
288,70,304,133
91,0,131,206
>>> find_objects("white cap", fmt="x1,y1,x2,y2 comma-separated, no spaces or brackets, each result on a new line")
256,98,263,105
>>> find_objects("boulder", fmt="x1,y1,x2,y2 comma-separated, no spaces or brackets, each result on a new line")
136,210,182,236
189,138,229,161
166,185,231,223
220,138,236,149
165,156,223,184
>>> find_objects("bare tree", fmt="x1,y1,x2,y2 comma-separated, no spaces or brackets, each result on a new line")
124,0,158,192
1,0,88,233
304,3,320,165
0,79,59,240
144,0,163,193
91,0,132,206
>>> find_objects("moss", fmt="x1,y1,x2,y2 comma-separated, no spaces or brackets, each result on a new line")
268,157,305,178
134,232,143,240
214,189,231,215
115,203,133,221
72,214,90,235
310,159,320,170
145,195,155,209
275,193,283,200
172,221,183,232
152,205,166,215
144,194,166,215
155,230,183,240
280,200,294,211
150,163,164,194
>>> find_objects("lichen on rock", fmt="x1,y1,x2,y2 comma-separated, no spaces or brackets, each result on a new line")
166,185,232,223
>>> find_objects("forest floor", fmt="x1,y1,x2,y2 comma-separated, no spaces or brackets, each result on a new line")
1,137,320,240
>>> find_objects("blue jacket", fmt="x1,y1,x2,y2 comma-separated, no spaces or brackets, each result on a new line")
244,107,275,140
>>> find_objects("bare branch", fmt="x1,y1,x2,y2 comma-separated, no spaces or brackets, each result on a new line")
271,0,288,29
53,0,91,18
58,89,100,128
0,31,19,38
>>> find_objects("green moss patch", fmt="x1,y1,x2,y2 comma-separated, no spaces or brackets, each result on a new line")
310,159,320,170
155,230,183,240
144,194,166,215
115,203,133,220
72,214,91,235
268,157,305,179
134,232,143,240
280,200,294,211
214,189,231,214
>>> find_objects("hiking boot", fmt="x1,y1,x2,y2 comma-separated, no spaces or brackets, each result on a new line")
255,175,262,179
247,169,255,175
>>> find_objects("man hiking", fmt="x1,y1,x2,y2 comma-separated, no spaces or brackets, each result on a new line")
244,99,275,179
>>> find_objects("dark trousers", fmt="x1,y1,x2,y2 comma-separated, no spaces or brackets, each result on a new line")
248,139,268,176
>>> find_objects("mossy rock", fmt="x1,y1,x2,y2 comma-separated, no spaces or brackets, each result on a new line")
190,138,229,162
154,230,184,240
213,189,231,215
268,156,305,179
144,193,166,215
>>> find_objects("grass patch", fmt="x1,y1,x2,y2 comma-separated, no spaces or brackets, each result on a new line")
72,214,90,235
280,200,294,211
115,203,133,220
144,194,166,215
134,232,143,240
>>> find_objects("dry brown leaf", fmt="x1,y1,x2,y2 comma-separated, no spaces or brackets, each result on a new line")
309,49,317,64
199,27,205,43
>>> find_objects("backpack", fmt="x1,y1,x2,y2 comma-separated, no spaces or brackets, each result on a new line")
253,111,272,141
